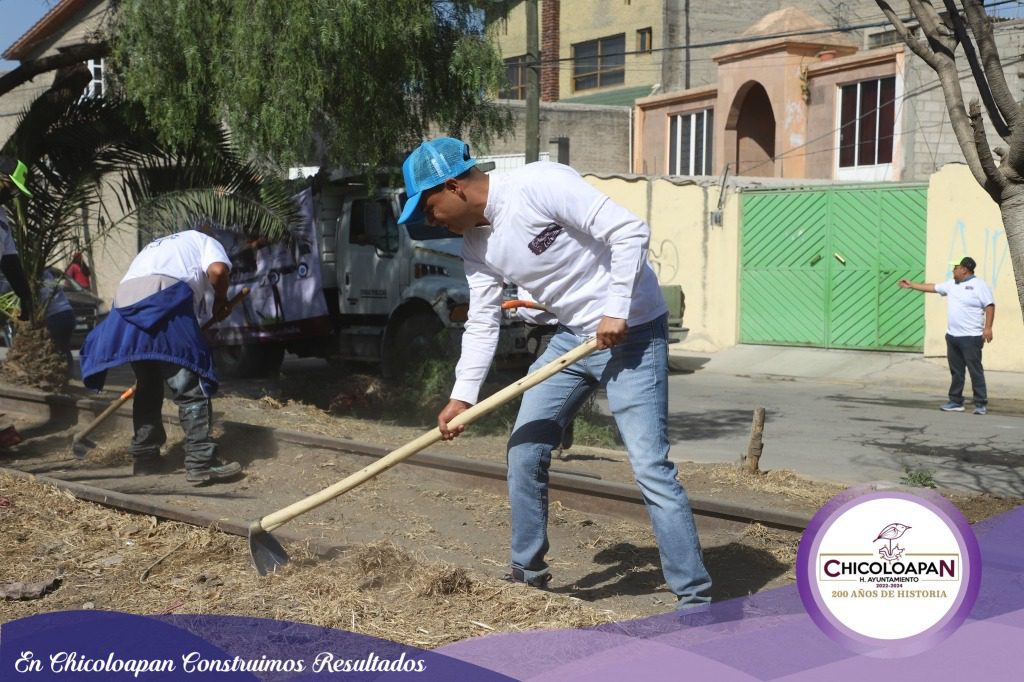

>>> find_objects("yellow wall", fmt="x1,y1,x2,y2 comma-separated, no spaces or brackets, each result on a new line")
926,164,1024,370
493,0,661,96
585,166,1024,369
584,175,741,351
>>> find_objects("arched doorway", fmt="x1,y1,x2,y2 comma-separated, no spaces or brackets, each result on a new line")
727,82,776,177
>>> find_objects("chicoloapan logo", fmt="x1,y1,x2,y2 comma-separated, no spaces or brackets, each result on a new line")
797,489,981,657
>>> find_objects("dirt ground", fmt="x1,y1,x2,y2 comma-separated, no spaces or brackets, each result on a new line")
1,363,1020,643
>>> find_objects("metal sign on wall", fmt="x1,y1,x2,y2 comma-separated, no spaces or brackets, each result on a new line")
740,185,927,351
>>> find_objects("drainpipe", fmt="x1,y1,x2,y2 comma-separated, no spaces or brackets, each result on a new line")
629,106,634,174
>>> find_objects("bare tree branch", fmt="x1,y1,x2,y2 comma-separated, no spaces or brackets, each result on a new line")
943,0,1011,140
0,43,109,100
877,1,989,187
907,0,957,57
875,1,939,66
969,99,1007,200
961,0,1021,128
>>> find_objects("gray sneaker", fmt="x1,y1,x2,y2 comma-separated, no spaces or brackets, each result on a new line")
185,459,242,485
974,405,987,415
940,402,965,412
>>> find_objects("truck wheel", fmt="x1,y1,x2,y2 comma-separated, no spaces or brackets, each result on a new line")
214,343,285,378
382,312,445,379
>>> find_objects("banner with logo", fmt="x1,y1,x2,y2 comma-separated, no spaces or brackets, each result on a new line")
208,188,331,346
1,495,1020,680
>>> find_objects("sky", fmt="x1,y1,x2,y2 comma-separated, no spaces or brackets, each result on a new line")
0,0,55,71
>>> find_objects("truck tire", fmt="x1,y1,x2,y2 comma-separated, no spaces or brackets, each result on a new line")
382,312,444,379
214,342,285,379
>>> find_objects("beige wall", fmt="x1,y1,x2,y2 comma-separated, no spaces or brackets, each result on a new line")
584,174,741,352
581,164,1024,368
926,164,1024,371
494,0,662,97
803,48,902,179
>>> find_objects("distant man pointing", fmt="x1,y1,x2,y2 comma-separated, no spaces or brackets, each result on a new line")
899,256,994,414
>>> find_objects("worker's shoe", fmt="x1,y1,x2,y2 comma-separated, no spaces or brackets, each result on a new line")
132,455,164,475
940,402,965,412
186,459,242,485
502,568,553,590
974,405,988,415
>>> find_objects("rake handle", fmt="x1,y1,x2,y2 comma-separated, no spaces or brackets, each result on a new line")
72,288,249,442
258,337,599,533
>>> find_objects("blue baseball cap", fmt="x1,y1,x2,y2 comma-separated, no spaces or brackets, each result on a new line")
398,137,477,224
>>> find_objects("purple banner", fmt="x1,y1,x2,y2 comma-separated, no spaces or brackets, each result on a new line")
2,505,1020,681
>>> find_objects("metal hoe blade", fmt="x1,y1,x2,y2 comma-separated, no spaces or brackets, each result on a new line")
71,436,96,460
248,520,289,576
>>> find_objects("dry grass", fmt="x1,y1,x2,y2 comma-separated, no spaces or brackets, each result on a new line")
0,471,616,645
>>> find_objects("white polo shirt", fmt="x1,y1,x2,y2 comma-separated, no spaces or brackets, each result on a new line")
935,276,994,336
122,230,230,307
453,162,666,404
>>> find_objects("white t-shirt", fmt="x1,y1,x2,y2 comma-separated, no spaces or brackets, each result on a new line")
0,207,19,256
935,276,994,336
453,162,666,404
122,230,230,307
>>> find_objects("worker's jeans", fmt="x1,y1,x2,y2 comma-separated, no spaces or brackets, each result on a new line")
506,315,713,607
129,361,217,470
946,334,987,406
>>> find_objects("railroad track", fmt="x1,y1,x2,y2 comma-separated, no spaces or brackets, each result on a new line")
0,385,811,557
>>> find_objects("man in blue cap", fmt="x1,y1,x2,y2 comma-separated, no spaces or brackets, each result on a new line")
398,137,712,610
0,156,35,322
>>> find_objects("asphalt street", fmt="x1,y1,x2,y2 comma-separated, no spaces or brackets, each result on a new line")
661,369,1024,497
10,344,1023,498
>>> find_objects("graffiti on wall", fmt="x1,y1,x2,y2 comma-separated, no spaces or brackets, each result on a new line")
648,238,679,282
947,219,1009,285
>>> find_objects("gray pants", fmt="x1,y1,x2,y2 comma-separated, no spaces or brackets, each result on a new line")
129,361,216,470
945,334,987,407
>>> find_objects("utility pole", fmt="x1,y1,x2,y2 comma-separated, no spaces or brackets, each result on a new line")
525,0,540,163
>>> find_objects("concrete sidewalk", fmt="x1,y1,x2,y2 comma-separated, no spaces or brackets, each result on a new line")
660,344,1024,498
669,344,1024,404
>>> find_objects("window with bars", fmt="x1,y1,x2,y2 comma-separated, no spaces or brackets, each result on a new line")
84,58,104,98
668,108,714,176
838,76,896,168
501,55,528,100
572,34,625,92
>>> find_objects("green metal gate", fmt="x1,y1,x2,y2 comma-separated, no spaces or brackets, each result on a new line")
739,185,926,351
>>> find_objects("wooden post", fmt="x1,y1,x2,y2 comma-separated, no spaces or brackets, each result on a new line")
743,407,765,473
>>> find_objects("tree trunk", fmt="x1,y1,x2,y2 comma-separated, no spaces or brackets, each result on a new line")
1,321,68,392
997,192,1024,323
742,407,765,473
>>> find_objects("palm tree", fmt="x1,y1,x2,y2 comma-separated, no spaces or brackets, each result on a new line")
0,65,298,391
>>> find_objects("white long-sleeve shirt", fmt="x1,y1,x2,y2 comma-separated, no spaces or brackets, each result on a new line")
452,162,666,404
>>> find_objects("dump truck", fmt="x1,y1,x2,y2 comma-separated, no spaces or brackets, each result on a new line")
207,174,547,377
208,171,686,378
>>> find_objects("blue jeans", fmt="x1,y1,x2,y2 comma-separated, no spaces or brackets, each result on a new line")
506,314,713,606
946,334,987,406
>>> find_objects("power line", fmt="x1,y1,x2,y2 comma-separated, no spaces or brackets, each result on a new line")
505,0,1024,68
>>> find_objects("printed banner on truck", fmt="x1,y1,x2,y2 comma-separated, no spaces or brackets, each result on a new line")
209,188,330,345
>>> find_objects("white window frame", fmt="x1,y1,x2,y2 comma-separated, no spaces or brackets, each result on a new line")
669,108,714,176
84,58,105,98
834,75,903,181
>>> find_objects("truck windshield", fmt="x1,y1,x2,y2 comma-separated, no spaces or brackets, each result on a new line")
404,222,462,241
